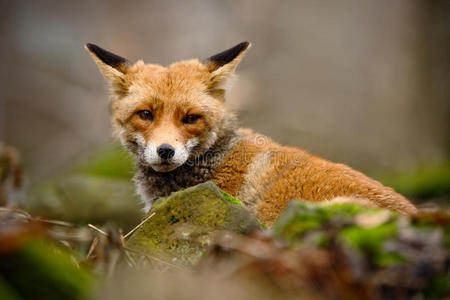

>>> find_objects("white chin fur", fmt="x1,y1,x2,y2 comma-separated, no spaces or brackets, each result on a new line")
141,137,199,172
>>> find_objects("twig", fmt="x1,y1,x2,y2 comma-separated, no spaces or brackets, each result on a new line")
86,236,99,259
34,217,75,227
0,207,75,227
0,207,32,218
88,224,108,236
123,212,156,240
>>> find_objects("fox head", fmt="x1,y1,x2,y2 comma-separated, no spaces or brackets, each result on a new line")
86,42,250,172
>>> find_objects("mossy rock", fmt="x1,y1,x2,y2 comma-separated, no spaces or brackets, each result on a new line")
272,201,450,253
272,200,377,242
126,182,261,266
272,201,410,258
271,200,450,297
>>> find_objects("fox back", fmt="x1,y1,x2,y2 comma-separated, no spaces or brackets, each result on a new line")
86,42,417,225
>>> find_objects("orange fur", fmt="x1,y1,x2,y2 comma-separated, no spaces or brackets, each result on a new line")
212,131,417,225
86,42,418,225
212,139,261,196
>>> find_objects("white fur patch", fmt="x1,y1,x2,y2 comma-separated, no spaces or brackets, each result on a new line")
186,137,199,149
236,151,273,210
203,130,218,150
135,182,153,213
143,141,159,164
117,128,129,147
139,136,200,172
170,144,189,165
134,133,147,147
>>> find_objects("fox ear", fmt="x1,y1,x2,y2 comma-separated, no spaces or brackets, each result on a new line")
85,43,130,95
204,42,251,91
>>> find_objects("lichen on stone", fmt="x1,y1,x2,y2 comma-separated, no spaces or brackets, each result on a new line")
126,181,261,266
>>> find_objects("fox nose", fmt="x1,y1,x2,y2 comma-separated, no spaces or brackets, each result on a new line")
157,144,175,160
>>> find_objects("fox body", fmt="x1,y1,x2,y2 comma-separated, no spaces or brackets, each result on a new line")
86,42,417,225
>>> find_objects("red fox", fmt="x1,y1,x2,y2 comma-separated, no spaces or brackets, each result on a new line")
86,42,417,225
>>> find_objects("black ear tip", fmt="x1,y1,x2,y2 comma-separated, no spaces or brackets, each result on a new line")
240,41,250,49
85,43,97,52
207,41,251,68
230,41,251,53
85,43,105,56
84,43,128,68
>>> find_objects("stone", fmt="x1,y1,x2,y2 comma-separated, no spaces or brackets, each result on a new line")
126,182,261,266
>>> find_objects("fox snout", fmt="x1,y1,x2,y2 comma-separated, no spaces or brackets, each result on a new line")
141,141,188,172
157,144,175,160
136,136,199,172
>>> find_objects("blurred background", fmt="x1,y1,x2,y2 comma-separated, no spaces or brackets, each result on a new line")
0,0,449,223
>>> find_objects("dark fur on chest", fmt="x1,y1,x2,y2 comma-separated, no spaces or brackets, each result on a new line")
134,130,239,204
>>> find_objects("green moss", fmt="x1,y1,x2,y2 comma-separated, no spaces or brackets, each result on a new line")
339,222,401,266
169,215,180,224
257,220,268,229
126,182,261,266
320,202,373,216
272,201,381,244
220,190,243,206
271,202,320,243
339,222,396,249
219,190,267,228
271,200,409,267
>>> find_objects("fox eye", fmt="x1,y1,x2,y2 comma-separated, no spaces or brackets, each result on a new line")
136,110,153,121
182,114,201,125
